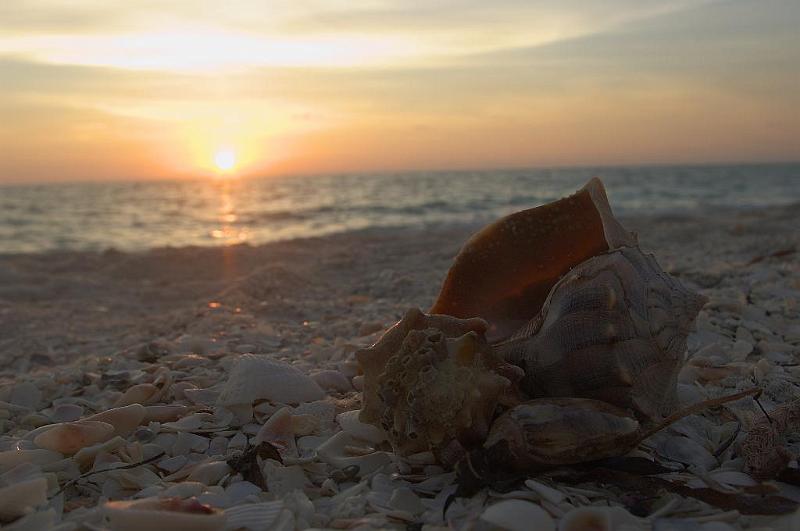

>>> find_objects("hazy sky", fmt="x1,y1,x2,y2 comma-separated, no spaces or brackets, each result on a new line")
1,0,798,182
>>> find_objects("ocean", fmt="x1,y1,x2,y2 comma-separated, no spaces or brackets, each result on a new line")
1,163,798,254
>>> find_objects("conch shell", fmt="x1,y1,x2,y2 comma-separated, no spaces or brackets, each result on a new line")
357,177,706,460
497,246,706,421
356,309,521,455
431,177,636,341
482,398,641,471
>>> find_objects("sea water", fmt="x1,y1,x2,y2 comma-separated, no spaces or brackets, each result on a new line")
0,163,798,254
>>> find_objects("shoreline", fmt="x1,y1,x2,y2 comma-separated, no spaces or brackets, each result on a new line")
1,202,798,370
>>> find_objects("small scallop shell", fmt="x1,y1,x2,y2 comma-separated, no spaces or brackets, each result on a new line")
33,420,115,455
217,355,324,406
102,497,226,531
223,501,284,531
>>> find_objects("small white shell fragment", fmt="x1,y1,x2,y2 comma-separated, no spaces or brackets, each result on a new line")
0,449,64,471
224,481,262,505
144,405,189,423
316,431,392,476
102,497,227,531
525,479,566,504
85,404,146,437
290,413,320,436
481,500,555,531
51,403,84,423
33,420,115,455
113,384,160,408
653,435,718,470
157,455,189,473
388,487,424,515
0,477,48,519
187,461,232,486
173,431,212,456
2,507,56,530
254,407,297,456
217,355,324,406
224,501,284,531
336,410,387,444
729,340,753,361
559,506,644,531
264,462,310,496
163,482,206,498
311,370,352,392
8,382,42,409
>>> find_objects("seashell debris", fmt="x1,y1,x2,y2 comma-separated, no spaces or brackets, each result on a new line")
0,177,795,530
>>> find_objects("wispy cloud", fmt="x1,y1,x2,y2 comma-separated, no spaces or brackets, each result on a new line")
0,0,797,181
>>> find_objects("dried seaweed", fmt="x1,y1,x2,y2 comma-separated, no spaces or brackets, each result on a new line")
562,467,798,516
741,398,800,480
226,441,282,491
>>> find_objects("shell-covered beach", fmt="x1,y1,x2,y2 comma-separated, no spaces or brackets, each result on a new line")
1,196,800,530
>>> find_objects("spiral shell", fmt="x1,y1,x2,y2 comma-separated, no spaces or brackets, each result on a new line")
497,246,706,421
483,398,641,471
356,309,522,455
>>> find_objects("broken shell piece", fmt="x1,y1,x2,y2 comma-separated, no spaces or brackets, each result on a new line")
559,506,644,531
103,497,226,531
498,246,706,421
51,403,83,423
113,384,161,408
223,501,284,531
85,404,146,437
0,449,63,471
480,500,555,531
317,431,392,477
357,310,520,455
337,410,386,444
0,477,48,519
254,407,298,457
432,177,636,341
217,355,324,406
33,420,115,455
144,405,190,423
483,398,640,471
311,370,353,393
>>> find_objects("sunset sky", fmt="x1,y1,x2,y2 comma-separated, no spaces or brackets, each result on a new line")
1,0,798,183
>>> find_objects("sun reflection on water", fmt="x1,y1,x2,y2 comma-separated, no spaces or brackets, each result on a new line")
211,180,249,244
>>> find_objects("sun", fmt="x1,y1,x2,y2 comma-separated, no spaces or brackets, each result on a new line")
214,149,236,172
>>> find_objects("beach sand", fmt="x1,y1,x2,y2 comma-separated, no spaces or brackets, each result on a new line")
1,203,799,529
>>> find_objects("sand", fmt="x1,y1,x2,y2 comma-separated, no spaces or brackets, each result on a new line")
0,202,799,529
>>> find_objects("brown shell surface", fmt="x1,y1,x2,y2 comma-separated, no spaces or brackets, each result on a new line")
431,178,636,341
356,309,521,456
496,246,707,421
484,398,641,470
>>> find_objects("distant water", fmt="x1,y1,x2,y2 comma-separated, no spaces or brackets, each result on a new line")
1,164,798,254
